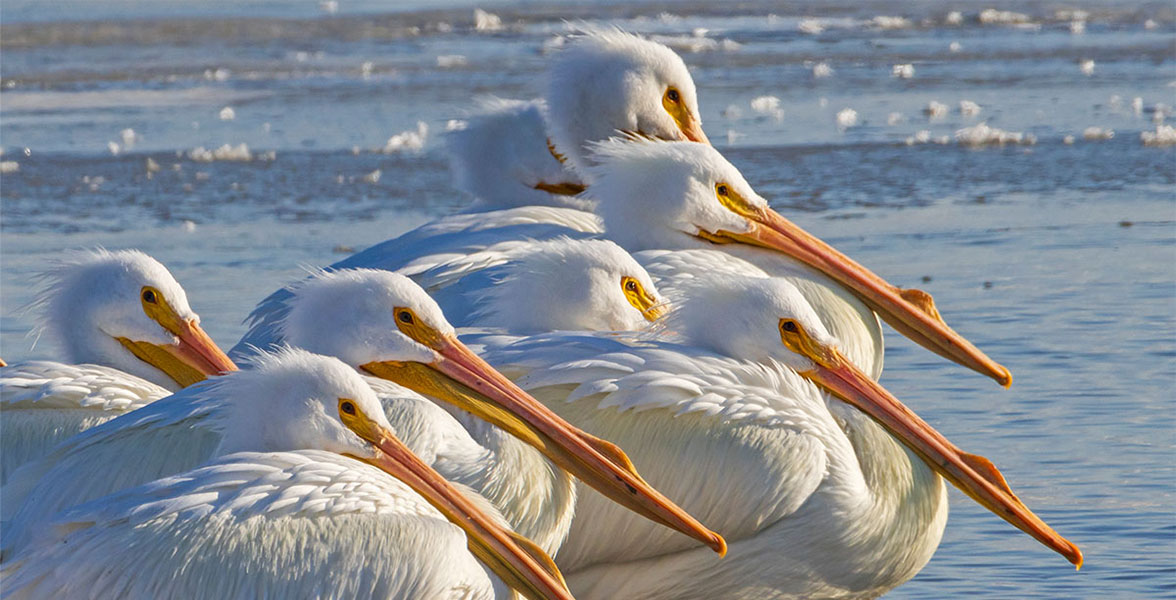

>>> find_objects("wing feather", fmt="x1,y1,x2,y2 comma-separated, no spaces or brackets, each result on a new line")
3,451,504,600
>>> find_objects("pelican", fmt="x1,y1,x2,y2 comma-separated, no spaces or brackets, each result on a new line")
242,139,1007,389
1,348,572,600
236,238,665,357
469,274,1081,599
0,249,236,482
242,265,661,552
447,29,707,210
3,270,722,561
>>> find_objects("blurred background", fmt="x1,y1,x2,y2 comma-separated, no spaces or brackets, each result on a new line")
1,1,1173,597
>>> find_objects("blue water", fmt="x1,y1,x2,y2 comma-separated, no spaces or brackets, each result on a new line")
2,1,1174,597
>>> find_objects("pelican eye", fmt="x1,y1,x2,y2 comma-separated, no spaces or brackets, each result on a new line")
142,289,158,304
781,320,799,333
398,310,414,324
716,184,730,197
665,87,681,103
340,400,357,416
625,279,638,292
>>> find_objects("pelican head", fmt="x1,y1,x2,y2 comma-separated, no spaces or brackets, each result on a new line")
470,238,665,333
31,248,236,390
546,29,708,174
662,275,1082,568
212,347,573,600
277,268,725,555
588,139,1011,387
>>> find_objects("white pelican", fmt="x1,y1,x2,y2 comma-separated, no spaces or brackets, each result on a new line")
447,29,707,210
1,348,573,600
3,270,722,561
236,238,664,357
242,138,1007,388
0,249,235,482
245,266,663,553
585,138,1009,384
470,274,1081,599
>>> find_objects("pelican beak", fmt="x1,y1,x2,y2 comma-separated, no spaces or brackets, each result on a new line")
342,405,573,600
791,331,1081,568
116,307,237,388
361,333,726,557
678,113,710,144
714,205,1011,387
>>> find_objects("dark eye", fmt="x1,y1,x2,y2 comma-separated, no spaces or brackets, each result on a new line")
625,280,638,292
142,289,157,304
781,320,799,333
398,310,414,324
340,401,356,416
666,88,680,103
717,184,729,196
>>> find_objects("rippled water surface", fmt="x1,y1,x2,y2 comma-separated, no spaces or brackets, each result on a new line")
2,1,1174,597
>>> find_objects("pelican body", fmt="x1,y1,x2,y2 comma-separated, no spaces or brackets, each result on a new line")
0,249,235,482
2,349,572,600
446,29,708,210
469,275,1079,598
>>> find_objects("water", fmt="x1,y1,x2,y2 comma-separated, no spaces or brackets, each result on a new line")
1,1,1174,597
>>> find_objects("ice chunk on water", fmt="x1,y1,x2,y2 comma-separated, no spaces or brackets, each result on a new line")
474,9,502,32
955,122,1035,146
836,108,857,130
1141,124,1176,146
892,64,915,79
750,96,784,121
1082,127,1114,140
924,101,949,119
381,121,428,153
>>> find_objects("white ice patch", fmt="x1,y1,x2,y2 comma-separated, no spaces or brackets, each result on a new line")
750,96,785,121
1082,127,1114,140
955,122,1035,146
892,64,915,79
381,121,428,153
924,101,949,119
436,55,467,68
836,108,858,130
474,9,502,32
1141,124,1176,146
187,143,255,162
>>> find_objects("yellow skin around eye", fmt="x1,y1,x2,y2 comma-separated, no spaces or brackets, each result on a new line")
714,182,759,219
115,285,225,387
621,276,666,322
662,88,690,135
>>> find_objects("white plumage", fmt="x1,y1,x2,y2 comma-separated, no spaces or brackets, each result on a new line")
465,274,1079,598
447,98,590,211
446,29,707,210
9,270,720,564
1,348,549,600
2,451,509,600
0,249,234,482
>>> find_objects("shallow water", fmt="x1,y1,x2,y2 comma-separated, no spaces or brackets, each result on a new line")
2,1,1174,597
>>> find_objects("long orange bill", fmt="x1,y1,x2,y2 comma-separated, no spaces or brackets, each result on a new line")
169,318,238,376
801,344,1081,568
116,318,236,388
679,115,709,144
363,335,726,557
735,206,1012,387
355,425,573,600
